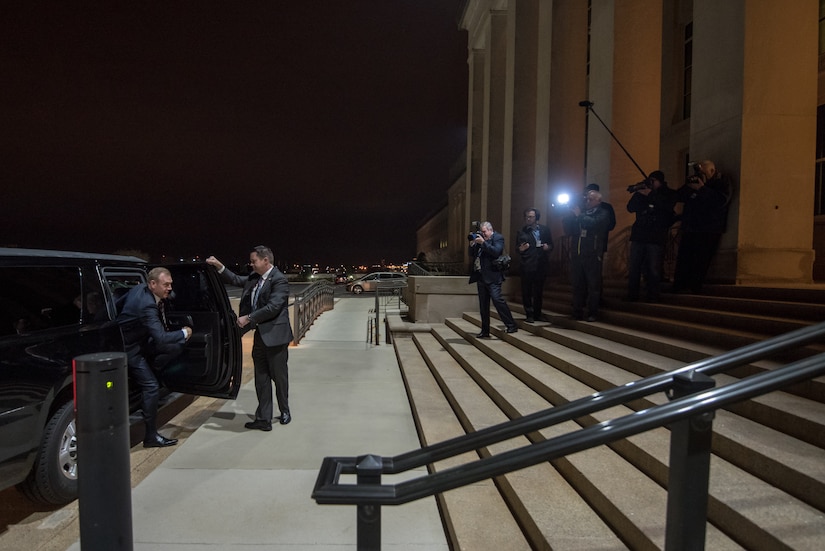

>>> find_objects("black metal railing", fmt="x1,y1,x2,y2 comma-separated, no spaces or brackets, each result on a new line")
312,321,825,550
407,261,466,276
292,280,334,344
366,281,407,345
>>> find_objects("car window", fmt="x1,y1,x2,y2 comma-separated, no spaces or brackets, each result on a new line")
392,273,405,279
103,269,146,315
0,266,82,336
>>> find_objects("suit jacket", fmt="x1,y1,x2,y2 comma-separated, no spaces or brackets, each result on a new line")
117,283,185,367
468,231,506,285
562,206,611,258
220,266,293,347
516,223,554,275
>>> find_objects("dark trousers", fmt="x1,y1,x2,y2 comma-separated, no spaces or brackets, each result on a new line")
130,341,184,438
627,241,664,301
476,280,516,333
673,231,722,292
570,254,602,319
520,270,546,319
251,332,290,421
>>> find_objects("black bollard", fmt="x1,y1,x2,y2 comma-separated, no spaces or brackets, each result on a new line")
74,352,133,551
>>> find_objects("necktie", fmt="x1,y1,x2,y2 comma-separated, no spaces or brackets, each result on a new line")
158,300,169,330
252,278,263,307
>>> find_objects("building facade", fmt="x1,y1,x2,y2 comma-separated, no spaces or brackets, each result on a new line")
420,0,824,283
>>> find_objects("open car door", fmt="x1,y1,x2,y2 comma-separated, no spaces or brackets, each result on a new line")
157,263,243,399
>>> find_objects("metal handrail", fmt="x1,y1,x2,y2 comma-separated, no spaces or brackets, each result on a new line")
312,321,825,549
314,321,825,478
292,280,334,344
314,351,825,505
407,261,466,276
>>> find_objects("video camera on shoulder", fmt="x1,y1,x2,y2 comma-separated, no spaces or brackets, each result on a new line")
687,162,706,185
468,221,482,241
626,178,653,193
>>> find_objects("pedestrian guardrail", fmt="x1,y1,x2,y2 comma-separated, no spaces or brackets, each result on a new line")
292,280,334,344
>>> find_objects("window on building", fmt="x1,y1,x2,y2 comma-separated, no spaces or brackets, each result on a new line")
819,0,825,55
683,21,693,120
816,105,825,216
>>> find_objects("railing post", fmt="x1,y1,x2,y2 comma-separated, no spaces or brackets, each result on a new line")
356,454,382,551
374,291,380,345
664,371,716,551
74,352,133,550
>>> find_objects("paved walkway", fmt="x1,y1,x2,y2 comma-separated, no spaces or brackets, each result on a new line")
68,297,447,550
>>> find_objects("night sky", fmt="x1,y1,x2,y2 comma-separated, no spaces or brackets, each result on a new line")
1,1,468,268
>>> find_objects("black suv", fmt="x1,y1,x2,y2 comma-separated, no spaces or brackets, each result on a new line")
0,248,242,504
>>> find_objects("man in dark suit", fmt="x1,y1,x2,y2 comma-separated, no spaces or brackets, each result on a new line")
118,267,193,447
469,221,518,337
516,208,554,323
206,246,293,431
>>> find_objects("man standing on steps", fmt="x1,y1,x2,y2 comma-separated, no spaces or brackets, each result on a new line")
206,246,293,431
516,207,554,323
469,221,518,337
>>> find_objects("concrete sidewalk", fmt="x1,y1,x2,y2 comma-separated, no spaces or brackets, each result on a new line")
68,297,447,550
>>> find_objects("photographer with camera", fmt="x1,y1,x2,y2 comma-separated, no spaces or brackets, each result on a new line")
671,160,733,293
516,208,553,323
625,170,676,302
468,221,518,337
562,190,611,321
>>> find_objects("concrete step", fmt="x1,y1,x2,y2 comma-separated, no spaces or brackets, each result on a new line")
393,336,530,550
528,304,825,403
442,316,825,550
410,330,638,550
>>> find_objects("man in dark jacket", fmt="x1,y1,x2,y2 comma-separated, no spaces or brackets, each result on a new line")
672,160,733,293
516,208,553,322
626,170,676,302
207,246,294,430
118,267,193,447
469,221,518,337
563,190,611,321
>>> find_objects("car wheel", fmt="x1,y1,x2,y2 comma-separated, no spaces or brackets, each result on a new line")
352,285,363,294
18,401,78,505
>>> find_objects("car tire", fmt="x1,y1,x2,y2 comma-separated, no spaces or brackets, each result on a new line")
352,285,363,294
18,401,78,505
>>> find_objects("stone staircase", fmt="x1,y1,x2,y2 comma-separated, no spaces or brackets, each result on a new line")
390,283,825,550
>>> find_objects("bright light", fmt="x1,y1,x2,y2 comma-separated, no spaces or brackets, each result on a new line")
555,193,570,206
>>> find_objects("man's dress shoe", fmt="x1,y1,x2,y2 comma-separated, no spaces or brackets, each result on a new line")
505,326,518,334
475,332,490,338
244,419,273,431
279,412,291,425
144,434,178,448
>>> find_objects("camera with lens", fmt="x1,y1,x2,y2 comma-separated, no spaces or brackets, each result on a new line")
687,162,706,186
626,178,652,193
553,193,586,210
467,220,481,241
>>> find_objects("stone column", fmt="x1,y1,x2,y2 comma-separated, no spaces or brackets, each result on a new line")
586,0,664,278
509,0,546,250
484,10,509,229
691,0,817,283
466,48,486,232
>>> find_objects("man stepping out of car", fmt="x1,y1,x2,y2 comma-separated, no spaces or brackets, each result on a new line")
118,267,193,447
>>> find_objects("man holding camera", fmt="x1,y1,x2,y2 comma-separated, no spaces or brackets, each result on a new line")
562,190,611,321
516,208,553,323
672,160,733,293
626,170,676,302
469,221,518,337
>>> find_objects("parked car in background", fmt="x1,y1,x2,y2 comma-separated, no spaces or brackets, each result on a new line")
0,248,242,504
345,272,407,294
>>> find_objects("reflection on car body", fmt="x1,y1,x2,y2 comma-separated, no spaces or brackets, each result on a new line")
345,272,407,294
